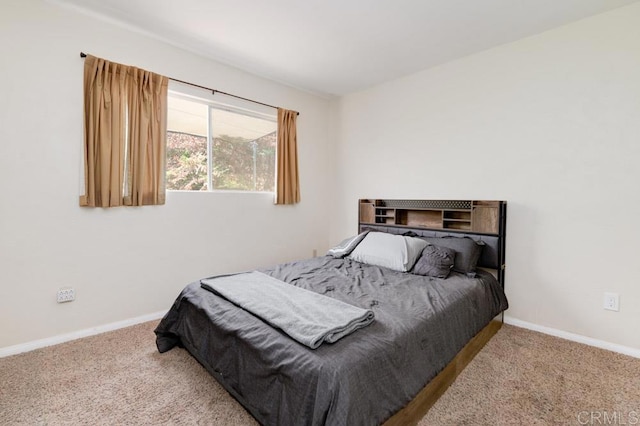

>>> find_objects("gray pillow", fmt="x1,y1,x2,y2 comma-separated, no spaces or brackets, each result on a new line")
348,232,428,272
423,236,484,277
412,244,456,278
327,231,369,258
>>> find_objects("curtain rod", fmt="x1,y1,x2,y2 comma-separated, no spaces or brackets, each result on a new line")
80,52,299,116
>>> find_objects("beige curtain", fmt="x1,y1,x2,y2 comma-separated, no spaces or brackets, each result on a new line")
275,108,300,204
124,67,168,206
80,55,168,207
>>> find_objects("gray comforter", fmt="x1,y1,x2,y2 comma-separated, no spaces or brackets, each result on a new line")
155,256,508,426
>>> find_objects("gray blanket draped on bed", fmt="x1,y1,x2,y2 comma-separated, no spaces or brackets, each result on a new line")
200,271,375,349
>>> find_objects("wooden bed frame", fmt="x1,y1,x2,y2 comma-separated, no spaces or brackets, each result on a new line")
359,199,507,424
384,319,502,425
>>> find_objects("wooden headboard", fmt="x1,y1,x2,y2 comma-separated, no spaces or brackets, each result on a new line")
358,199,507,288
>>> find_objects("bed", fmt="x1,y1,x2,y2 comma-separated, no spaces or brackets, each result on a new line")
155,199,508,425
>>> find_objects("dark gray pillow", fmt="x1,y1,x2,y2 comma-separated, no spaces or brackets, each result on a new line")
326,231,369,258
423,236,484,277
412,244,456,278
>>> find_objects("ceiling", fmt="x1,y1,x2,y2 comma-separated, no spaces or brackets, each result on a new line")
52,0,640,97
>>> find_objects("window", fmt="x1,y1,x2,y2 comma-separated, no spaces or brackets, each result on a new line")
166,93,277,192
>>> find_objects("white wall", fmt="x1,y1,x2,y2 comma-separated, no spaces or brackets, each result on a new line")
0,0,331,348
331,4,640,351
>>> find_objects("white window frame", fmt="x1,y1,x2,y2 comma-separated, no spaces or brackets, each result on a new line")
167,82,278,194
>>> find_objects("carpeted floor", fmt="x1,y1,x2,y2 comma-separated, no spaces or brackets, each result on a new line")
1,322,638,425
421,325,640,425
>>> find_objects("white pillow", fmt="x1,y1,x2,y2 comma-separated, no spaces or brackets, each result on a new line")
348,232,428,272
326,231,369,258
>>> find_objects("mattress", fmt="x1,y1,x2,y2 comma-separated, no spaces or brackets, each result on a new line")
155,255,508,425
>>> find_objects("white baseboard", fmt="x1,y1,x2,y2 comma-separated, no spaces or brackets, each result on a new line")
503,315,640,359
0,310,167,358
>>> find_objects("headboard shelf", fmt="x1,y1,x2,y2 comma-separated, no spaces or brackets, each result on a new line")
359,199,507,288
359,199,503,235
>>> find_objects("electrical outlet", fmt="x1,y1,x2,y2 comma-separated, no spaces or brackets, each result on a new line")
57,287,75,303
603,292,619,311
312,249,318,257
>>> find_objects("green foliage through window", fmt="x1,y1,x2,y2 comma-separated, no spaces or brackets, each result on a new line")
166,131,207,191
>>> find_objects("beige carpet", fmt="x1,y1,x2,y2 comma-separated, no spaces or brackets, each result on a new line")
421,325,640,425
1,322,638,425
